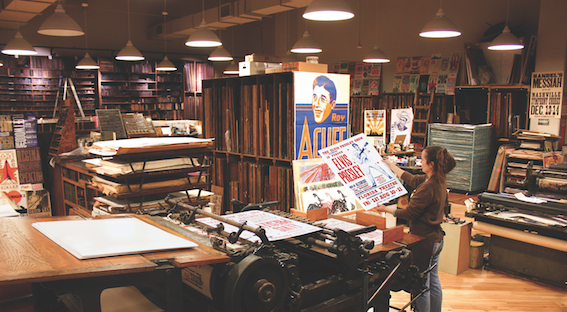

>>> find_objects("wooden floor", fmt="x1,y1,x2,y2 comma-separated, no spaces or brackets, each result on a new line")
387,192,567,312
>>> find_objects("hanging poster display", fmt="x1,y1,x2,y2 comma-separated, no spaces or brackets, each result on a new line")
294,72,350,160
318,133,407,209
529,71,563,119
364,110,386,147
390,108,413,147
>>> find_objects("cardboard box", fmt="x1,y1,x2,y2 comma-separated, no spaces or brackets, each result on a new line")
282,62,328,73
439,221,472,275
239,61,281,76
265,67,283,74
245,53,281,63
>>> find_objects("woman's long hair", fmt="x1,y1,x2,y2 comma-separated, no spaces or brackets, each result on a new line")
424,145,456,181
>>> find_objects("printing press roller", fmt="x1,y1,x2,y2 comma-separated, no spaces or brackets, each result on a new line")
154,197,427,312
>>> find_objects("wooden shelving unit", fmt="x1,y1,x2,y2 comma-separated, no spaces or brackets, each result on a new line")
97,59,184,120
0,57,63,117
204,72,294,213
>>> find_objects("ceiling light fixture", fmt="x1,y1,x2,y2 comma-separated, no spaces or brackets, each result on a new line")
2,31,38,56
156,1,177,71
116,0,144,61
363,45,390,63
185,0,222,48
38,2,84,36
291,31,322,53
419,0,461,38
2,0,37,56
76,3,99,70
209,46,233,61
363,2,389,63
302,0,354,22
223,61,239,75
291,21,322,54
487,0,524,51
208,29,233,62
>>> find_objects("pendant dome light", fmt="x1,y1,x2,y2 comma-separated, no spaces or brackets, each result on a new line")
223,61,239,75
363,45,390,63
156,1,177,71
363,1,390,63
116,0,144,61
208,29,233,62
419,0,461,38
185,0,222,48
291,21,322,54
291,31,322,54
2,31,38,56
76,3,99,70
38,2,84,36
302,0,354,22
2,0,37,56
488,0,524,51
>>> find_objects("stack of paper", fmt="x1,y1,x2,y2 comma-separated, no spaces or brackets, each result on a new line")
32,218,198,259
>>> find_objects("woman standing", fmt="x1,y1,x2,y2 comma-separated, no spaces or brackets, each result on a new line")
374,145,456,312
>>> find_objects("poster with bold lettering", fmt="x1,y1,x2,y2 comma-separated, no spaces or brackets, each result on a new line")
295,72,350,160
318,133,407,209
529,71,563,118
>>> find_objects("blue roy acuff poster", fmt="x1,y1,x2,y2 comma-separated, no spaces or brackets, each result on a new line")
294,72,350,160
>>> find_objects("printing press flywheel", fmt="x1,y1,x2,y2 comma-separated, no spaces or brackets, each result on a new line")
224,254,289,312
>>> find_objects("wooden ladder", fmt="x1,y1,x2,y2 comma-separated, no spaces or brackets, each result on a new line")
411,87,435,148
48,100,77,158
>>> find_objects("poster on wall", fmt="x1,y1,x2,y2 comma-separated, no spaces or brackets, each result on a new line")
294,72,350,160
0,149,19,191
390,108,413,147
318,133,407,209
364,110,386,147
529,71,563,119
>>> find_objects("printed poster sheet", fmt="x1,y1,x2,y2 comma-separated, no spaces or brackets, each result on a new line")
294,72,350,160
390,108,413,147
318,133,407,209
364,110,386,147
196,210,321,242
529,71,563,119
292,158,360,214
315,218,383,245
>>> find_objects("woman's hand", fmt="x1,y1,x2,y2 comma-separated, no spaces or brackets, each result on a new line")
373,204,389,213
383,158,404,178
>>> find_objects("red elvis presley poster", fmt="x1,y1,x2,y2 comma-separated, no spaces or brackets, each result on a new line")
318,133,407,209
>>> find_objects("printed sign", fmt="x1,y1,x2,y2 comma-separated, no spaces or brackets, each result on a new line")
529,71,563,119
318,133,407,209
294,72,350,160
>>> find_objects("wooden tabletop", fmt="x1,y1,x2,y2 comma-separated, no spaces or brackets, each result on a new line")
0,215,229,286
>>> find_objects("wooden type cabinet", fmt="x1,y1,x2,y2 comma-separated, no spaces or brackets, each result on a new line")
428,123,493,193
204,72,294,213
98,58,184,120
0,57,64,117
52,147,212,216
53,161,103,217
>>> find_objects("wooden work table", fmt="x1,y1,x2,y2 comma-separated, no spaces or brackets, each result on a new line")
0,215,229,312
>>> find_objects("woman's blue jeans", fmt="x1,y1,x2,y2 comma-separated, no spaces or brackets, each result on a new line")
412,240,443,312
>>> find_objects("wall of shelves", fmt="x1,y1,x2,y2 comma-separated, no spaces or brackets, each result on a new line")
0,56,213,120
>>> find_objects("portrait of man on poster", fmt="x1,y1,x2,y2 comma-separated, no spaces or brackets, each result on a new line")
312,75,337,123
